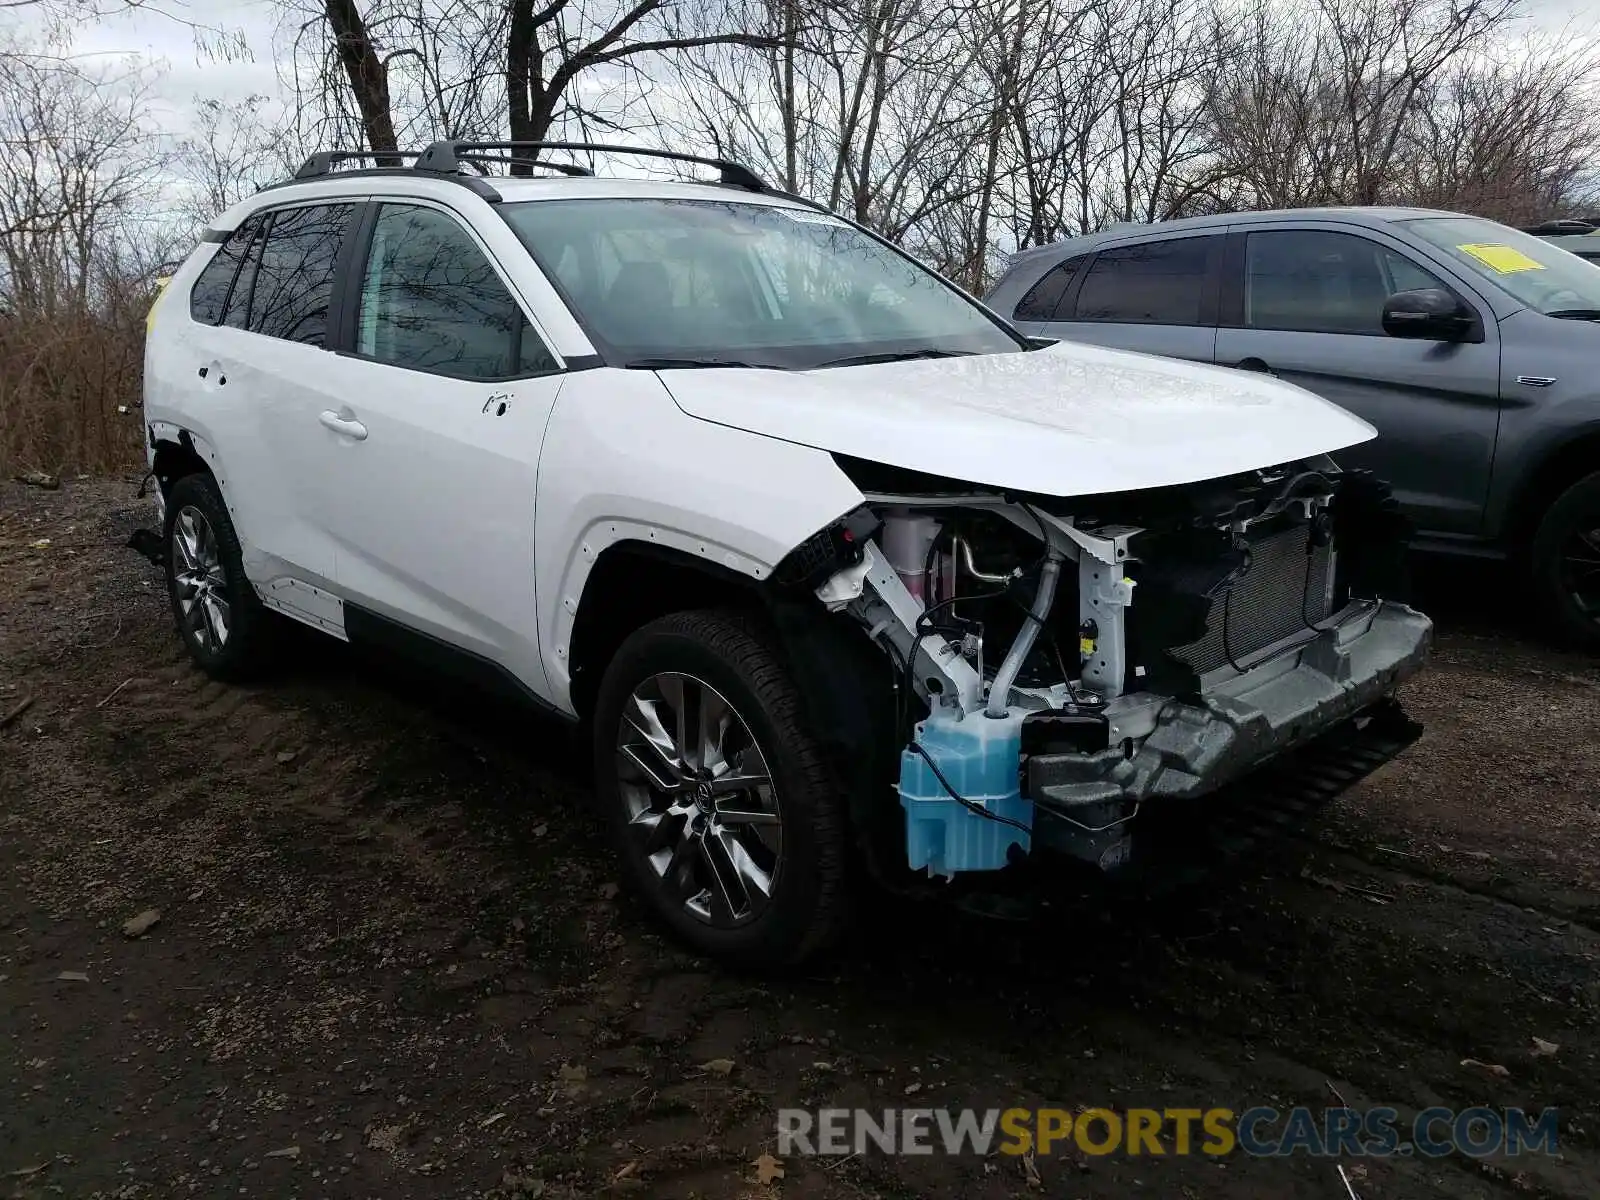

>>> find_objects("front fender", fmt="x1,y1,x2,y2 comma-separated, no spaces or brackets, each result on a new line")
533,370,865,714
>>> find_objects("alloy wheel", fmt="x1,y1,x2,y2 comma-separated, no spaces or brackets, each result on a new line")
614,671,783,928
171,505,231,653
1559,521,1600,621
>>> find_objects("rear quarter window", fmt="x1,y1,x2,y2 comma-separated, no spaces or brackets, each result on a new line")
188,219,263,325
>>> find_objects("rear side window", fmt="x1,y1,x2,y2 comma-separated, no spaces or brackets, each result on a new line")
354,204,558,380
1013,255,1087,321
1072,236,1218,325
246,203,355,345
188,217,265,325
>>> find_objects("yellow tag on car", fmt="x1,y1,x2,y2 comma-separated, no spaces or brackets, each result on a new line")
1457,244,1545,274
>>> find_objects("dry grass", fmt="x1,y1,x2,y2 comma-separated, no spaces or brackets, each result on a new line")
0,288,151,477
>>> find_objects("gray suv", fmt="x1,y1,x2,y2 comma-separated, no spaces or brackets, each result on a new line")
987,207,1600,647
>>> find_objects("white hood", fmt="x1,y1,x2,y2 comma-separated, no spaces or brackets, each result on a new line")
658,342,1376,497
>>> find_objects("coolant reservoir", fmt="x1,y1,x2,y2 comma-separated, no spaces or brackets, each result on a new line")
880,511,941,602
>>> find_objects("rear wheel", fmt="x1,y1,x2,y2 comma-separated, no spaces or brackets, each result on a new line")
591,610,849,967
163,473,276,679
1530,470,1600,651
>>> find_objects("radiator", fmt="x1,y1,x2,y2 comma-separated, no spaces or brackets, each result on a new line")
1168,521,1334,676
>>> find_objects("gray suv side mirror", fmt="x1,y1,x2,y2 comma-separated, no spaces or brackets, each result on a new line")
1382,288,1478,342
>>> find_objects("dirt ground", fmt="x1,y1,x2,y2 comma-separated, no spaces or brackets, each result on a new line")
2,475,1598,1200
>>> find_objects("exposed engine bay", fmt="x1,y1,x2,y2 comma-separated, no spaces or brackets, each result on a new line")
782,453,1432,878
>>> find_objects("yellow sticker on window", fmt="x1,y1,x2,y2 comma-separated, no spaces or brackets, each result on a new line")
1457,243,1546,274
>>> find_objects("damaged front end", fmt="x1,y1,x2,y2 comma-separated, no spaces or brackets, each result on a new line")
780,454,1432,879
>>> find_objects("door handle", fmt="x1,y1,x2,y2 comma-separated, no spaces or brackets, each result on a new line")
318,410,368,441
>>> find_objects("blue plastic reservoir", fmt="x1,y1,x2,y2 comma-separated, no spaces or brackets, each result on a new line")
898,710,1033,879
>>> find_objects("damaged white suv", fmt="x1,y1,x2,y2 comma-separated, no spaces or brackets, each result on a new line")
139,142,1432,965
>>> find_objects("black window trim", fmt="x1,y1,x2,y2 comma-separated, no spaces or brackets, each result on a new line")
1065,233,1224,328
1226,223,1486,342
335,197,569,384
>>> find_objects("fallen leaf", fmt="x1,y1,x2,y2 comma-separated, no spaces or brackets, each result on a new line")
532,823,548,838
264,1146,300,1159
481,1111,507,1128
56,970,89,983
599,882,620,900
614,1161,639,1180
29,538,50,549
1023,1149,1042,1188
558,1063,587,1083
754,1153,785,1185
275,750,298,765
122,909,161,938
7,1164,48,1179
701,1058,736,1077
1531,1037,1560,1058
1461,1058,1511,1078
904,1082,922,1095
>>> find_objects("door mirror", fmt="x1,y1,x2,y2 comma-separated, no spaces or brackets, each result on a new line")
1381,288,1476,341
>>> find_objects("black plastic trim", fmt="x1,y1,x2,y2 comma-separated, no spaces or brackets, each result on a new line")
343,605,577,722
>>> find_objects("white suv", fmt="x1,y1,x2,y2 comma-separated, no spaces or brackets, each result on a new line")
140,141,1433,965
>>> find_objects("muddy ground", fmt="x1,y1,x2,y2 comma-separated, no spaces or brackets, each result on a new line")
1,475,1598,1200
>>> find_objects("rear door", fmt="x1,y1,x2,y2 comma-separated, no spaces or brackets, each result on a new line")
175,201,357,625
1031,233,1223,364
1214,225,1501,537
292,199,567,690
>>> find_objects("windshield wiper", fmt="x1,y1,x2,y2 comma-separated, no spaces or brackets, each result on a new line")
623,356,780,370
812,348,976,369
1547,309,1600,321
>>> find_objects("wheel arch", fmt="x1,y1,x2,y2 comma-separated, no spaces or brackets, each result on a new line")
1499,421,1600,548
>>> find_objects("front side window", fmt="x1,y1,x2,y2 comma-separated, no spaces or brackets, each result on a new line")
1072,237,1217,325
1404,216,1600,317
246,203,354,345
500,198,1022,369
1013,255,1087,321
189,216,264,325
356,204,557,380
1244,229,1449,335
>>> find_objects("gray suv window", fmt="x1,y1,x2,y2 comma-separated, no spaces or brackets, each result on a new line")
1072,236,1217,325
1244,229,1445,335
1012,254,1088,321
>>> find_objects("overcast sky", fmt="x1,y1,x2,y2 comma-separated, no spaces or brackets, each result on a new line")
15,0,1600,139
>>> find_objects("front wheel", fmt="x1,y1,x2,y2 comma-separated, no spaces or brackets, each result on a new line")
591,610,849,967
1530,470,1600,651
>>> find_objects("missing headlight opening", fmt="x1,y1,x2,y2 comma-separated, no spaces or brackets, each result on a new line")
807,456,1431,877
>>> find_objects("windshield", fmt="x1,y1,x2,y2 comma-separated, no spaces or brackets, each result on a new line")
500,198,1023,368
1402,216,1600,316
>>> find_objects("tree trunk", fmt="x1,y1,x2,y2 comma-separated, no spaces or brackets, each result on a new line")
323,0,399,158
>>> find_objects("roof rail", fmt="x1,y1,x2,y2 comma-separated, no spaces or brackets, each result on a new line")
294,150,421,179
414,140,768,191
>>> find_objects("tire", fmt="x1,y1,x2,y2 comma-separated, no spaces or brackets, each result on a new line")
1530,470,1600,652
591,610,849,968
163,473,276,680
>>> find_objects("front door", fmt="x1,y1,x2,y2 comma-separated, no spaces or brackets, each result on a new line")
1215,226,1501,536
302,200,566,692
